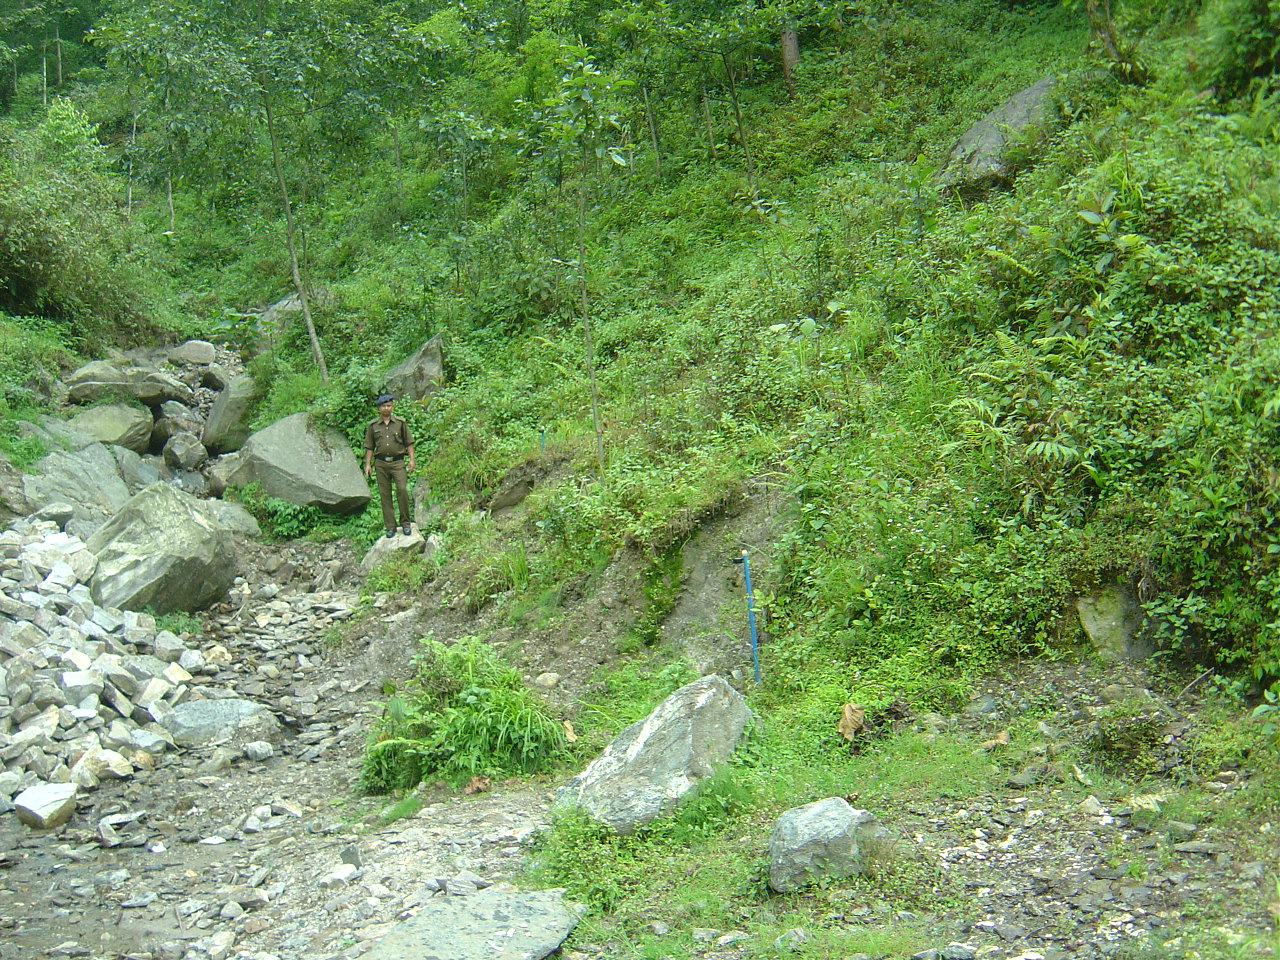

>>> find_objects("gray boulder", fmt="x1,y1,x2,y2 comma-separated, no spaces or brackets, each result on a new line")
65,360,194,407
167,340,216,365
160,698,281,747
202,365,232,391
22,442,131,525
201,376,256,454
111,447,165,493
360,527,426,573
384,333,444,402
14,781,77,829
17,415,98,451
0,452,33,524
767,797,891,893
199,500,261,538
229,413,369,514
555,675,752,833
163,433,207,472
68,403,154,453
362,887,580,960
939,76,1060,196
1078,585,1151,662
86,483,236,613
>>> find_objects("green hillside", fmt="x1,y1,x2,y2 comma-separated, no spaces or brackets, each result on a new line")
4,1,1280,951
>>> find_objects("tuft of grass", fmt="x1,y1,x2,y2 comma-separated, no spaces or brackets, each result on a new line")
359,636,569,793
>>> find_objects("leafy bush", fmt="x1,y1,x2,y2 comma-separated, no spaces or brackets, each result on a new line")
0,101,165,345
0,311,73,464
359,636,568,792
227,482,331,541
1195,0,1280,99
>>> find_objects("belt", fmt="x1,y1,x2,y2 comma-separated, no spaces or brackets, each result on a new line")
376,455,403,462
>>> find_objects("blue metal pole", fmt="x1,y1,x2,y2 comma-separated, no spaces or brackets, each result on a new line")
539,426,546,455
742,549,761,682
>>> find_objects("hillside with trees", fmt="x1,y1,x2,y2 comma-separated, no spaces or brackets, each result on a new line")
2,1,1280,956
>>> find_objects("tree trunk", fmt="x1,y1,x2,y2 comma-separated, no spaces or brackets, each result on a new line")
165,173,175,234
40,43,46,105
262,83,329,385
54,27,61,87
722,53,757,198
701,81,718,159
642,84,661,178
781,29,799,98
578,149,606,478
392,121,403,218
1085,0,1149,84
125,109,137,248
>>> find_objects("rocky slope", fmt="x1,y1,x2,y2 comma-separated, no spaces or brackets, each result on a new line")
0,397,1274,960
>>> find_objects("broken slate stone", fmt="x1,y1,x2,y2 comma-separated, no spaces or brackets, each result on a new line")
362,887,581,960
14,781,77,829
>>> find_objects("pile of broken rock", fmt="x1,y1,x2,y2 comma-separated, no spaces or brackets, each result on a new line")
0,514,279,831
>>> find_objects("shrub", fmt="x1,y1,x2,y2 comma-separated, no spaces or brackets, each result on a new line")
1195,0,1280,100
359,636,568,792
0,101,164,345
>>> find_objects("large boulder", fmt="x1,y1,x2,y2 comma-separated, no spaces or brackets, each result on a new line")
69,403,154,453
0,451,32,525
65,360,194,407
163,433,207,472
229,413,369,514
362,887,580,960
22,442,132,526
14,782,77,829
938,76,1060,196
199,500,261,538
111,447,165,493
1078,585,1152,662
201,376,256,453
555,675,752,833
384,333,444,402
767,797,891,893
167,340,216,365
160,698,281,747
360,528,428,573
86,483,236,613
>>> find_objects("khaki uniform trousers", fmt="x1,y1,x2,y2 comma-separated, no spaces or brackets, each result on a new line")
373,457,410,528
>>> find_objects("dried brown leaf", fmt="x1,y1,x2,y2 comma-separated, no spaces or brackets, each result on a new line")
981,729,1011,750
463,776,491,795
838,703,866,741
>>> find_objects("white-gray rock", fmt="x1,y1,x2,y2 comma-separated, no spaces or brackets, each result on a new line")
362,887,579,960
168,340,216,365
227,413,369,514
13,781,77,829
160,698,281,747
87,483,236,614
767,797,891,893
555,675,752,834
68,403,154,453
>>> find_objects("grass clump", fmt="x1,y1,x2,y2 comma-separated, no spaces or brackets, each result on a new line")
359,636,568,793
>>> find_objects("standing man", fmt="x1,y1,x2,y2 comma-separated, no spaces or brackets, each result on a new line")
364,393,416,538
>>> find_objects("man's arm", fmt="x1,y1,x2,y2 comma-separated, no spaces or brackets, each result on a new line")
364,448,373,478
407,443,416,473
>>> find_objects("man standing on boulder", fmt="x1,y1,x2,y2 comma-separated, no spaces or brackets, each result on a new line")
364,393,416,538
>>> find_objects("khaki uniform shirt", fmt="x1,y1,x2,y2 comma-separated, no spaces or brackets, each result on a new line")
365,415,413,458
